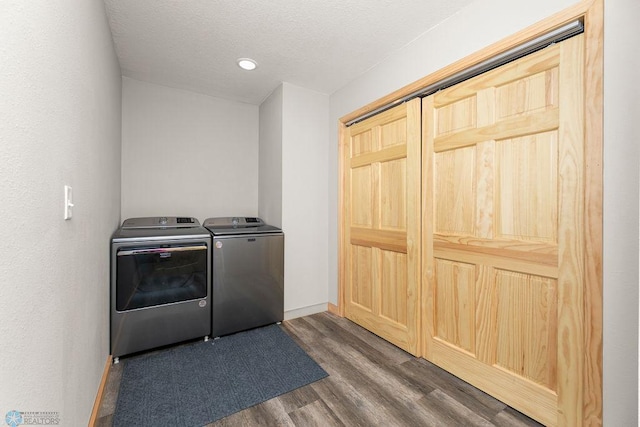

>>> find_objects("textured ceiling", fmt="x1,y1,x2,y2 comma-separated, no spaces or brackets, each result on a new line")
103,0,474,104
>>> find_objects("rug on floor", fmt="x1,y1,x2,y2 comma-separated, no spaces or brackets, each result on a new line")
112,323,328,426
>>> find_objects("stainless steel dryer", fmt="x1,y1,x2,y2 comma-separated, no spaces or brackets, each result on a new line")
110,216,211,360
203,217,284,337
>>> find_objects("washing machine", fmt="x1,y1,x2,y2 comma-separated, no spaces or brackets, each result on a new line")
110,216,211,360
203,217,284,337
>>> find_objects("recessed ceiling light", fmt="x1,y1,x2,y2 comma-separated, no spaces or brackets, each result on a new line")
237,58,257,71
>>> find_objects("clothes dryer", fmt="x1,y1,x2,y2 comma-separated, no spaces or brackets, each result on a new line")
110,217,211,360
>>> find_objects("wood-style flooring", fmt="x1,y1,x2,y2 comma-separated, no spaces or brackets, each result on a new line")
96,311,542,426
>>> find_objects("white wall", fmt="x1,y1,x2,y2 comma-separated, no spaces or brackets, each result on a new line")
121,77,260,222
328,0,639,424
258,86,284,228
0,1,121,425
281,83,330,316
603,0,639,424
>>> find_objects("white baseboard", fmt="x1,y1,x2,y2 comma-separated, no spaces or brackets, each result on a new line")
284,302,328,320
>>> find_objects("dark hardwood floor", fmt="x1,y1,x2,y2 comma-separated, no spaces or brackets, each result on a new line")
96,312,542,426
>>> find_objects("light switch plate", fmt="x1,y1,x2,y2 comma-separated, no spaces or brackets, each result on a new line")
64,185,73,220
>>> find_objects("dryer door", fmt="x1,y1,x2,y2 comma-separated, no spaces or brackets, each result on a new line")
116,244,208,311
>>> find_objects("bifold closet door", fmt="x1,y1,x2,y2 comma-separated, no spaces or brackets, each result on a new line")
422,35,584,426
343,98,421,355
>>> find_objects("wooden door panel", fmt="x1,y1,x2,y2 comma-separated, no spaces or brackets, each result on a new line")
433,258,476,353
350,166,373,227
434,147,476,235
495,68,559,117
495,133,558,242
351,129,373,156
380,116,407,148
494,270,557,389
423,35,584,426
379,250,408,325
350,245,373,311
380,158,406,230
435,96,476,136
344,99,421,355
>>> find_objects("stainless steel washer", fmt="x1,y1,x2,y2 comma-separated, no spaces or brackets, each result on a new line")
204,217,284,337
110,217,211,359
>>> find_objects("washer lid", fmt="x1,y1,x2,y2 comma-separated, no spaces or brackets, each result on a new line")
121,216,200,229
203,217,282,235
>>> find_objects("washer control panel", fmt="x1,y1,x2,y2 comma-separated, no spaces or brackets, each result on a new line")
203,217,265,229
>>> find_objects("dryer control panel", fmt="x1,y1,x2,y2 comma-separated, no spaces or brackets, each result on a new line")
121,216,199,229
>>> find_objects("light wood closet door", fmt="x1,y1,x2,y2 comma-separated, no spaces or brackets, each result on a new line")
422,35,584,426
344,99,421,355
